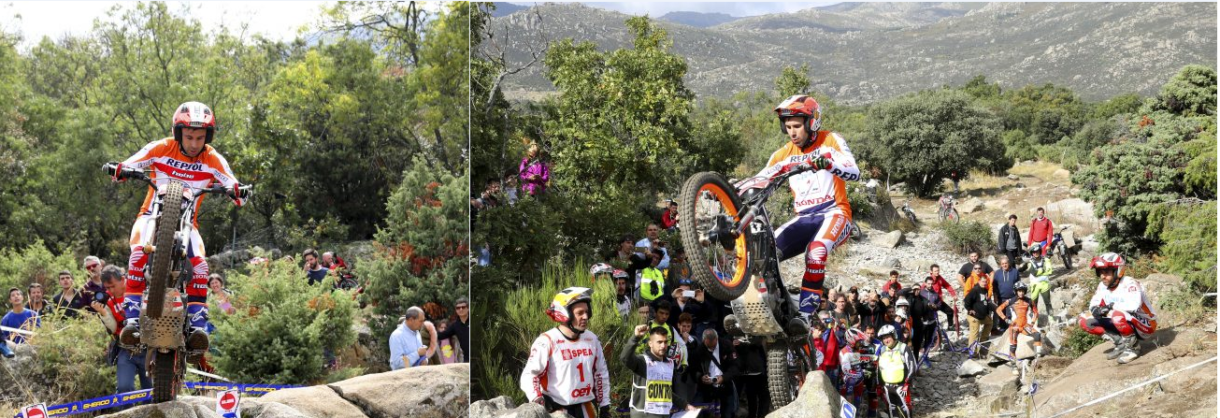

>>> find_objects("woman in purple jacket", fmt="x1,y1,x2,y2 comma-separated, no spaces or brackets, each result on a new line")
519,142,550,196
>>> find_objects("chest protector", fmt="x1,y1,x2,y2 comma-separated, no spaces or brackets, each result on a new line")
879,343,907,384
631,356,675,415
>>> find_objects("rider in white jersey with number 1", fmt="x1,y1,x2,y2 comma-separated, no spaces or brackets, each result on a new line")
520,287,611,418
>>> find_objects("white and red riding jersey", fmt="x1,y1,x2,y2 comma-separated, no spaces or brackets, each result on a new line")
519,328,611,407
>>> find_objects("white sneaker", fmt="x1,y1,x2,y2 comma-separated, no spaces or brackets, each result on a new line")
1116,349,1139,364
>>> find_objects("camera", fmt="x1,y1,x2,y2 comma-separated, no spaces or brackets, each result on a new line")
94,291,110,305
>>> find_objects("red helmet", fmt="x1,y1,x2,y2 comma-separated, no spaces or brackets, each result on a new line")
1090,252,1127,279
774,95,822,135
844,327,867,348
172,101,217,144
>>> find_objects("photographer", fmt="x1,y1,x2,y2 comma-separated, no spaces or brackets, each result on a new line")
90,265,149,396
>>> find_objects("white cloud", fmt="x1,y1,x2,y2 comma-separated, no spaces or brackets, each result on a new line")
1,1,330,49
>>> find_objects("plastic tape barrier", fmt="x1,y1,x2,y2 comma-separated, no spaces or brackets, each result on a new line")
14,382,302,417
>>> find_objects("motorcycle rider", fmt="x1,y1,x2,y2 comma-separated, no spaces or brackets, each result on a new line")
839,327,879,418
1077,253,1157,364
520,287,612,418
875,324,915,418
1022,243,1055,315
995,282,1045,374
111,102,246,363
753,95,859,320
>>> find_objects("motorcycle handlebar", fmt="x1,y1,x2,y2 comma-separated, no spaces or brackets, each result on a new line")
196,184,253,200
103,162,150,183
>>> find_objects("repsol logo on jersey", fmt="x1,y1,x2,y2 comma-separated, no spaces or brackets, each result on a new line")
830,168,859,181
570,384,593,398
163,159,205,171
559,348,593,360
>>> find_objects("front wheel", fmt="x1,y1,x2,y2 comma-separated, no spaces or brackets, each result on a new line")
947,208,960,222
150,350,182,403
146,181,185,319
905,210,917,225
679,172,751,301
767,342,810,410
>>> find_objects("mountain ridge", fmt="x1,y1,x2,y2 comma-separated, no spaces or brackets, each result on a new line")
489,2,1217,104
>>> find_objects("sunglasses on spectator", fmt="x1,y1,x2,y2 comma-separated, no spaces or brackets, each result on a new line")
86,264,99,269
455,305,468,310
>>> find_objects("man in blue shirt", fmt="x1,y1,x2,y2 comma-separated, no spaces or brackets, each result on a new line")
302,249,329,286
1,287,39,358
389,306,433,370
992,256,1023,331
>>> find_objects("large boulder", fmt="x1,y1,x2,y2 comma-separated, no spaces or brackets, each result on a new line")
957,359,988,377
329,363,469,418
469,397,552,418
767,371,842,418
1141,273,1184,298
959,197,985,214
1044,198,1095,225
99,399,223,418
987,333,1052,360
977,367,1019,395
259,385,366,418
873,230,905,249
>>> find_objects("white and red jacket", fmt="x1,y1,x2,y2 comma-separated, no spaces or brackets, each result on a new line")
119,138,245,226
519,328,611,407
1088,276,1157,326
756,131,860,217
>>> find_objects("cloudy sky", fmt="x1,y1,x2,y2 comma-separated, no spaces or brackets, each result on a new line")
0,1,330,48
511,2,841,17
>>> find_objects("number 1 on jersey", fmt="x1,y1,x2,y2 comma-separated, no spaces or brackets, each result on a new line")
577,362,585,382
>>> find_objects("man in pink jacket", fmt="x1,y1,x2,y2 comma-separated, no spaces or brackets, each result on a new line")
1027,207,1054,256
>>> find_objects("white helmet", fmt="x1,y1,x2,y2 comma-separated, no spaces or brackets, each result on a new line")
878,324,898,339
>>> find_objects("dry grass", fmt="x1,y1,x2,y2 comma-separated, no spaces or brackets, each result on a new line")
961,169,1015,191
1009,161,1069,185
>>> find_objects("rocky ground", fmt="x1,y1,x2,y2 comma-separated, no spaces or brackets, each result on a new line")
96,363,469,418
772,163,1218,418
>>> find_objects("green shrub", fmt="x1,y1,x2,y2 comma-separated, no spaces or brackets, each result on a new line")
1059,326,1104,359
1002,129,1038,162
860,89,1007,197
27,315,117,404
847,184,875,220
1124,256,1158,281
475,259,633,403
362,156,468,372
0,239,81,294
212,258,357,385
1156,286,1213,327
1147,201,1217,291
940,220,994,255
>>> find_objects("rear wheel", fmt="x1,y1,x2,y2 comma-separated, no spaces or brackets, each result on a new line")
767,342,809,410
1058,244,1072,270
679,172,751,301
146,181,185,319
151,350,181,403
905,210,917,225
